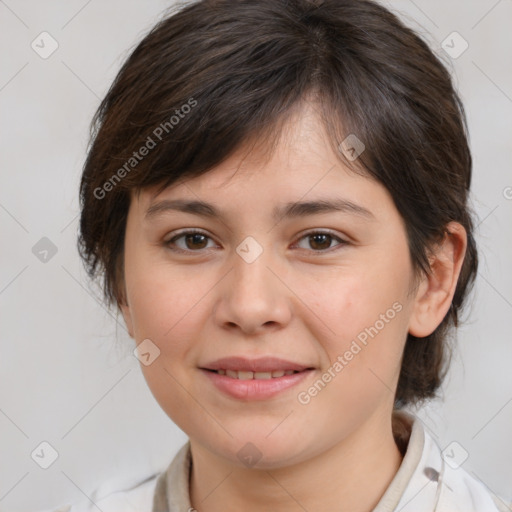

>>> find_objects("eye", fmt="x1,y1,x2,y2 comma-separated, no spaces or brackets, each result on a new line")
165,230,217,253
294,231,347,253
164,229,348,254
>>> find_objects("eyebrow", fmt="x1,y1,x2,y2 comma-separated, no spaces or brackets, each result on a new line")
145,197,375,222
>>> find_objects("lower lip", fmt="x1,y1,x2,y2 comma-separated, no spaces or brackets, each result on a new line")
200,369,314,400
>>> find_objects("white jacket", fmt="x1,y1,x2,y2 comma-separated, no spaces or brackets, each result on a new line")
36,411,510,512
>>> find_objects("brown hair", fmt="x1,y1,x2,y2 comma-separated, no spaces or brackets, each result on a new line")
78,0,478,409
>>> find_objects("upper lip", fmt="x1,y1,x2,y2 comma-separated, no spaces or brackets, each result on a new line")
200,356,312,373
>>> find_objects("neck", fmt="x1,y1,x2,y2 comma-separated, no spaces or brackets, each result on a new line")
189,411,405,512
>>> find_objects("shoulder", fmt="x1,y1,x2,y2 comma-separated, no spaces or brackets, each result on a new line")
391,412,510,512
423,429,510,512
35,471,160,512
442,464,512,512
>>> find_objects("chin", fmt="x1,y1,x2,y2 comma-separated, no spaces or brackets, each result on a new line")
210,433,312,470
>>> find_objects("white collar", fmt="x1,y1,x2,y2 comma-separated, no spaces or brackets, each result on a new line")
376,410,503,512
154,410,504,512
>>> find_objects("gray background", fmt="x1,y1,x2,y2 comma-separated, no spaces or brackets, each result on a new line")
0,0,511,510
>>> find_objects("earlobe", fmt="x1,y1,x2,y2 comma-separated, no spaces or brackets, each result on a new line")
408,222,467,338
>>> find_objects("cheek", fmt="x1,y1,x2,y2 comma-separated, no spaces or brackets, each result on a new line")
303,252,412,402
125,260,214,429
312,268,408,344
126,253,199,338
299,277,408,422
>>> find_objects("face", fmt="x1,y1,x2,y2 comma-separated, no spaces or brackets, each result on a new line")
121,102,421,469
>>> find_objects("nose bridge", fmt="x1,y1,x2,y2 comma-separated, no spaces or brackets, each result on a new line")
232,235,277,305
234,239,271,292
214,235,291,333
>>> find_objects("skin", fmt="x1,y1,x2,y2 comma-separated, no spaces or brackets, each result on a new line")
120,101,467,512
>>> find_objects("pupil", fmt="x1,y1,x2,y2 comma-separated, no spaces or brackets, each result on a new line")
311,234,330,250
187,234,206,249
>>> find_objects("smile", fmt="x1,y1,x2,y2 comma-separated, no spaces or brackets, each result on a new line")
200,368,315,401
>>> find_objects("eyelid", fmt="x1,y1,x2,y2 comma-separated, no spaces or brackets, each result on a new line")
166,227,210,239
165,228,216,245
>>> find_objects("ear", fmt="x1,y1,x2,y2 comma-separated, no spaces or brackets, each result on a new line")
408,222,467,338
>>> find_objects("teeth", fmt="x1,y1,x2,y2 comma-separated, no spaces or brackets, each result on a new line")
215,369,299,379
254,372,272,379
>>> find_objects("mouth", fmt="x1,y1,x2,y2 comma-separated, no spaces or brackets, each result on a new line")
203,369,302,380
200,355,312,373
199,357,315,400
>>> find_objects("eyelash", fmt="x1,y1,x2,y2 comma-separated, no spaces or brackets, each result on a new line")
164,229,348,255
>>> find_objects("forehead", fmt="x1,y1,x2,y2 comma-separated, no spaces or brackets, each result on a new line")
130,102,391,223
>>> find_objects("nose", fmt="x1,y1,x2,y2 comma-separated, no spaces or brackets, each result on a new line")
212,243,292,336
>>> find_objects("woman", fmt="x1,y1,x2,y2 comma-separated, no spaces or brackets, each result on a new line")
43,0,510,510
